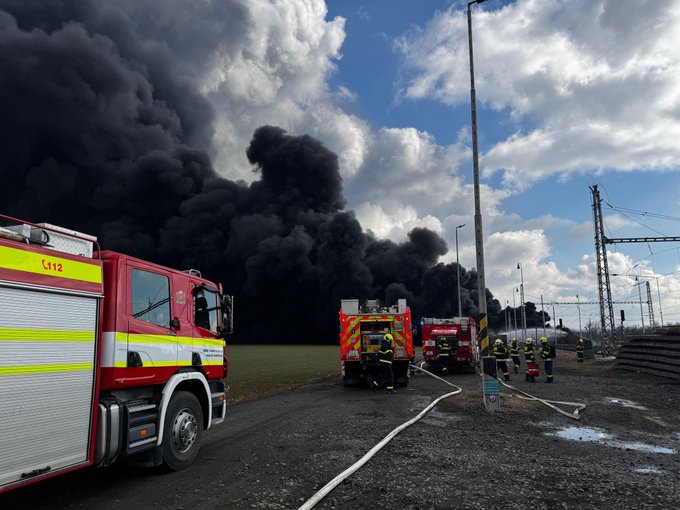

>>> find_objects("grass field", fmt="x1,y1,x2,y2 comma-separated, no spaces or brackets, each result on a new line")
225,344,340,403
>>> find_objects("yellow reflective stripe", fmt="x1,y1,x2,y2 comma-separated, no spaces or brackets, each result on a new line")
0,362,93,376
194,338,225,347
0,327,94,342
121,332,223,347
0,245,102,284
112,360,223,368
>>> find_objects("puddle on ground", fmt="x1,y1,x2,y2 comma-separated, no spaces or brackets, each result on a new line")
602,397,648,410
406,395,434,412
633,466,664,474
547,426,676,455
422,410,462,427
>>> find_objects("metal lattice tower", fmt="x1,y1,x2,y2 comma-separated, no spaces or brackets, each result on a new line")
590,185,616,355
646,281,655,329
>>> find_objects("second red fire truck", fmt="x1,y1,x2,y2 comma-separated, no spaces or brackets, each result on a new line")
0,214,233,493
421,317,477,373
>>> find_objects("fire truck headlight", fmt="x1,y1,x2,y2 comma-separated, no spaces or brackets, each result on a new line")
348,349,359,358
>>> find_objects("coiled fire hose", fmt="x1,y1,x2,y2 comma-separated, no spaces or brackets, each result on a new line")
297,365,462,510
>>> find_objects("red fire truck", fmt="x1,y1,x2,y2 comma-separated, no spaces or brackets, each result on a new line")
421,317,477,373
0,214,233,493
339,299,415,388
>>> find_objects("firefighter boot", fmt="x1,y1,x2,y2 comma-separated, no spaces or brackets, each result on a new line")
513,365,518,374
504,374,511,381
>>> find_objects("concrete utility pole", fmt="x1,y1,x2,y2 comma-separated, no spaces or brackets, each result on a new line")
636,277,645,334
466,0,496,413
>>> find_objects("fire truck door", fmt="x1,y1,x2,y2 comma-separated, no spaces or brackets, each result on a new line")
127,265,178,377
0,285,99,490
190,283,223,371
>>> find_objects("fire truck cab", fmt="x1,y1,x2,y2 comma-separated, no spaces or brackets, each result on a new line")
339,298,415,388
0,214,233,493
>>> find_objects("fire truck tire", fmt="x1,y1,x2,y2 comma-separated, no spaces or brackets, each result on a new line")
162,391,204,471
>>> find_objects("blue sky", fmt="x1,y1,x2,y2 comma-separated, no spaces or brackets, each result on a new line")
185,0,680,331
318,0,680,330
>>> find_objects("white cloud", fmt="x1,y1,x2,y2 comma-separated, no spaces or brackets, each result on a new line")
353,201,442,240
396,0,680,189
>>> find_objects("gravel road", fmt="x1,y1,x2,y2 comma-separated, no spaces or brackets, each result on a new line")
3,356,679,509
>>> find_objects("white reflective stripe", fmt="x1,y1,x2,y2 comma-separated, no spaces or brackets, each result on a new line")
101,331,116,368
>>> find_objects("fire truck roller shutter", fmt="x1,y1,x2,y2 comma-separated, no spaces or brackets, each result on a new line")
0,285,98,490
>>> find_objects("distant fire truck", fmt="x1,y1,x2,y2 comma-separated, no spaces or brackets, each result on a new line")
421,317,477,373
339,299,415,388
0,214,233,493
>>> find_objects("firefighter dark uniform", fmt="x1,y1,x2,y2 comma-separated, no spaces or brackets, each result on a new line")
373,334,395,392
438,336,451,374
541,337,556,383
576,338,584,363
510,337,521,374
524,338,536,382
493,339,511,381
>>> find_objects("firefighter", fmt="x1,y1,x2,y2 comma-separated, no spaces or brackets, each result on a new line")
373,333,395,393
576,338,585,363
524,338,537,382
510,337,521,374
493,339,511,381
540,336,556,383
437,336,451,375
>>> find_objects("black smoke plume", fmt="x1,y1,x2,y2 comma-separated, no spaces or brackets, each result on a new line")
0,2,502,341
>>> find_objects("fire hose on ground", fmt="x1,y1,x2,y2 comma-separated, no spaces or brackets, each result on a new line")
297,364,462,510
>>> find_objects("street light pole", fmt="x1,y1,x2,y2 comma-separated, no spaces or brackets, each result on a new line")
467,0,488,349
512,288,518,340
577,293,582,337
517,262,527,341
455,224,466,317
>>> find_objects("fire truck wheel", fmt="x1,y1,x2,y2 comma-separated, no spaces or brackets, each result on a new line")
162,391,204,471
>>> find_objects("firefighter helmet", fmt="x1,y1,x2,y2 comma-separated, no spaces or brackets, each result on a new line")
494,338,502,346
540,336,548,344
578,338,584,344
526,338,533,345
384,333,393,343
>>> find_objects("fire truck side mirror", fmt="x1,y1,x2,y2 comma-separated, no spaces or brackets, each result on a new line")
220,294,234,337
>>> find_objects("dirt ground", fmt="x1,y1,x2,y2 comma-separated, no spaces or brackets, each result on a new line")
3,353,679,509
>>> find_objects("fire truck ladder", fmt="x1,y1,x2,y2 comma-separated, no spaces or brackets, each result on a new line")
591,184,680,356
